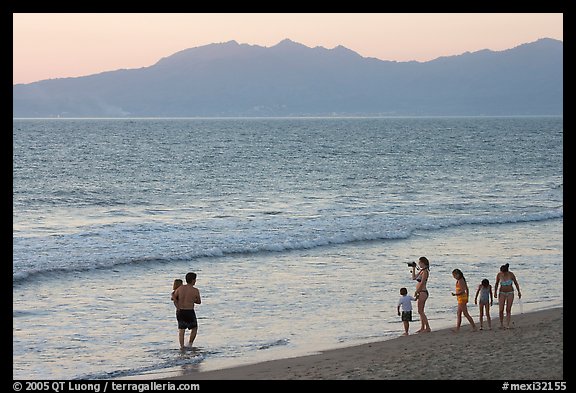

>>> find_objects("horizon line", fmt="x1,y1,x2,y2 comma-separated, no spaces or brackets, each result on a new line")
13,115,564,120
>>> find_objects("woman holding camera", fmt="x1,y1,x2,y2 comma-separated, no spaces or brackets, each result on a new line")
411,256,431,333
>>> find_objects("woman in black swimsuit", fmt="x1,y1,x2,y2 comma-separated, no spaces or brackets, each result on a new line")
411,256,431,333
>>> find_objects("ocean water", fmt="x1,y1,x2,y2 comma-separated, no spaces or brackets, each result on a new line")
13,117,563,379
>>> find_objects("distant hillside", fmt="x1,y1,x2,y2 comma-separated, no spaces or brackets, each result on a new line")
13,38,563,117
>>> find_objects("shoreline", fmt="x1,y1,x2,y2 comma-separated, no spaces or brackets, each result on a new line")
160,307,563,380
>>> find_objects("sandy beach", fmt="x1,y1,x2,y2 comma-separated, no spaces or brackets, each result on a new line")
165,307,563,380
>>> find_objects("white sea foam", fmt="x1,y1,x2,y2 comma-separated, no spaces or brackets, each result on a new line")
13,207,562,282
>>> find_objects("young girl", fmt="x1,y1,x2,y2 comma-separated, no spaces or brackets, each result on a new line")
451,269,477,332
474,278,493,330
171,279,183,308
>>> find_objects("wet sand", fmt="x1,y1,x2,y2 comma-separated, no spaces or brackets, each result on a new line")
164,307,563,380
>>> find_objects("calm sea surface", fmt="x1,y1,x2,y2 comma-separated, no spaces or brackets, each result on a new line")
13,117,563,379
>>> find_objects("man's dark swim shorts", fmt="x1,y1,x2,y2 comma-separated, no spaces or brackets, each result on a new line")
176,309,198,330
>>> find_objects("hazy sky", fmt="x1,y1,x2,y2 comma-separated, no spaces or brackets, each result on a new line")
13,13,563,85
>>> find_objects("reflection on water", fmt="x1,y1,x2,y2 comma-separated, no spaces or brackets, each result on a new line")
13,219,562,379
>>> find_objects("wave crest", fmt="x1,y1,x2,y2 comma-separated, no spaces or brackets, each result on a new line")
13,208,562,283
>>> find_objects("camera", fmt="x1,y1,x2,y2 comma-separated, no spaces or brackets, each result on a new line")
407,261,417,268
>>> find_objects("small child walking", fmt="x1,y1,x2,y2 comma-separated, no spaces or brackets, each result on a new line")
474,278,493,330
397,287,416,336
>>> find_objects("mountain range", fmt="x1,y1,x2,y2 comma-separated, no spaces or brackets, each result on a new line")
13,38,563,117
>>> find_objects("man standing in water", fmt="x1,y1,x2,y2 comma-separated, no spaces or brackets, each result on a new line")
173,272,202,349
